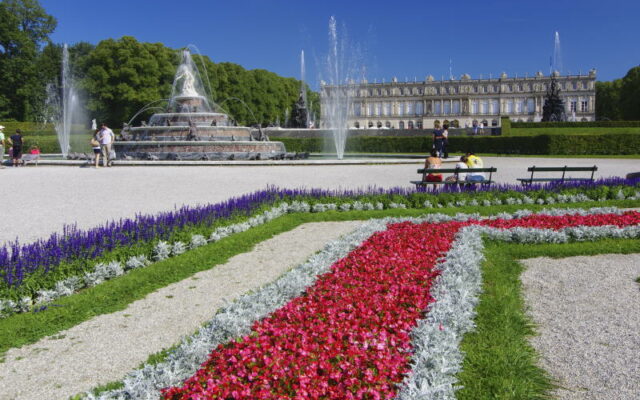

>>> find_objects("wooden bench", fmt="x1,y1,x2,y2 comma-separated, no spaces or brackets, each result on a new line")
411,167,497,188
517,165,597,186
21,154,40,166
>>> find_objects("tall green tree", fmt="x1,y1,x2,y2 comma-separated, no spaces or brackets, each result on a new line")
81,36,177,126
0,0,56,120
619,65,640,120
595,80,622,120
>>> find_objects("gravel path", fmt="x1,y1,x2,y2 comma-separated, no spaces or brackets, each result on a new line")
521,254,640,400
0,220,362,400
0,157,637,245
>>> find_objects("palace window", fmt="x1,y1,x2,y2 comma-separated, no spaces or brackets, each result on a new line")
581,100,588,112
452,100,461,114
527,98,535,113
377,121,382,128
397,102,404,116
354,122,360,128
375,103,381,116
408,121,414,129
383,102,390,116
385,121,391,128
354,103,361,116
570,101,577,112
368,121,374,128
518,84,523,91
505,100,514,113
471,100,478,114
490,99,499,114
444,101,451,115
406,101,413,115
573,82,578,90
367,103,373,115
492,119,498,126
399,121,405,129
434,101,442,115
473,86,478,93
508,84,513,92
416,120,423,129
515,100,523,113
400,88,405,95
480,100,488,114
415,101,424,115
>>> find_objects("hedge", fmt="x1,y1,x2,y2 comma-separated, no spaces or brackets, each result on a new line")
512,120,640,128
273,134,640,155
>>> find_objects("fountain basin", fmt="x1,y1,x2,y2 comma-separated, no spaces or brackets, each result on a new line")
114,140,286,160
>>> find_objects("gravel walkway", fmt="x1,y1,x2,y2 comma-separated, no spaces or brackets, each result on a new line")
0,156,637,245
521,253,640,400
0,221,361,400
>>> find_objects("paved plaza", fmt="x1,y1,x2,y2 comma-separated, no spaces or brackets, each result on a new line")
0,156,637,245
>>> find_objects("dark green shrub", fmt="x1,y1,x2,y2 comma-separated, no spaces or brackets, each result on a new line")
512,120,640,128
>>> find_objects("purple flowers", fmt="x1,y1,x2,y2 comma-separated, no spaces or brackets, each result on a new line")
1,177,637,291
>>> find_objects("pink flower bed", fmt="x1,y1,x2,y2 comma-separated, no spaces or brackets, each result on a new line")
163,212,640,400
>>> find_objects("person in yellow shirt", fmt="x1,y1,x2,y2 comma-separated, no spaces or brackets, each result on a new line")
465,152,485,182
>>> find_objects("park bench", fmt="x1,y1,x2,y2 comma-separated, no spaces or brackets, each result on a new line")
21,154,40,166
411,167,497,188
517,165,597,186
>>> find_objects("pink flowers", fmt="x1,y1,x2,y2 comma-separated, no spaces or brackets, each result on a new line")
163,211,640,400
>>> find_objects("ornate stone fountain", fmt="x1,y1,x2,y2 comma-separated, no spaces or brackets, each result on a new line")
114,49,286,161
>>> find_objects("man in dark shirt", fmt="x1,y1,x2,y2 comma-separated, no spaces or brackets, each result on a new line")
9,129,23,167
432,127,444,158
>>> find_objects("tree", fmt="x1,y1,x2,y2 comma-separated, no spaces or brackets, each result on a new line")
0,0,56,120
619,65,640,120
81,36,177,126
595,80,621,120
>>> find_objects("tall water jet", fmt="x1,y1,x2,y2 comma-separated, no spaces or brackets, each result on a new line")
552,31,562,75
289,50,310,128
44,44,85,158
300,50,307,112
320,16,357,159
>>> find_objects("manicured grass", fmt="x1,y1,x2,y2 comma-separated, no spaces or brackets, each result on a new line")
1,200,639,357
509,127,640,136
455,238,640,399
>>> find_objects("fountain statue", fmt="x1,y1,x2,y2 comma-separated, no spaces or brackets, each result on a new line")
114,49,287,160
288,50,310,129
542,73,566,122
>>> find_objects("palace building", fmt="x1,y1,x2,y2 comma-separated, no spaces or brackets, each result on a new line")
320,70,596,130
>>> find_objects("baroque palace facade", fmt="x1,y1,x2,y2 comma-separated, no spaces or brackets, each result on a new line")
320,70,596,129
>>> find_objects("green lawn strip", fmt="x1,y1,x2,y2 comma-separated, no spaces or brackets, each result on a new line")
456,238,640,399
1,200,639,356
510,127,640,136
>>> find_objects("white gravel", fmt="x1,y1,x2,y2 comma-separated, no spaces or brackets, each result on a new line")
521,253,640,400
0,157,637,246
0,220,362,400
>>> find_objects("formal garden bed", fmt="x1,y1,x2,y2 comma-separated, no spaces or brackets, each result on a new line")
1,179,639,399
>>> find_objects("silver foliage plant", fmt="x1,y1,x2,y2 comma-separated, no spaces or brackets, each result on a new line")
88,207,639,400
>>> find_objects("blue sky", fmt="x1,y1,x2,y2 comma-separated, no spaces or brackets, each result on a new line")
41,0,639,87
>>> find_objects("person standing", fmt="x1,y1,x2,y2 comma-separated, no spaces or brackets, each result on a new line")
442,123,450,159
432,126,445,158
9,129,24,167
97,123,115,167
0,125,5,169
90,130,102,168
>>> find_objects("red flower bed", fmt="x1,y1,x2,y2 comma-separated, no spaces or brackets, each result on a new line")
163,212,640,400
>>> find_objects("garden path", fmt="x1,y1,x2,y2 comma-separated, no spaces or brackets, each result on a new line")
0,220,362,400
521,253,640,400
1,156,637,245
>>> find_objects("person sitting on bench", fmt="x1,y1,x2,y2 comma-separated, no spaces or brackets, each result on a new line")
445,156,468,183
424,149,443,182
465,152,485,182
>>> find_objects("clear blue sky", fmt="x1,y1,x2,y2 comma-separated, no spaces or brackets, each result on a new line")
41,0,639,87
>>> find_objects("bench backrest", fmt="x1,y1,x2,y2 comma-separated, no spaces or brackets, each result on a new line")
418,167,497,174
527,166,597,172
527,165,597,181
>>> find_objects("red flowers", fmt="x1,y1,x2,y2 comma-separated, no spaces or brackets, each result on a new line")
163,211,640,400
